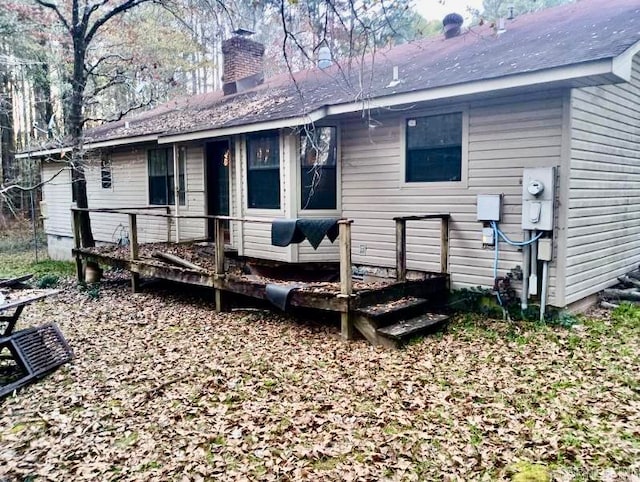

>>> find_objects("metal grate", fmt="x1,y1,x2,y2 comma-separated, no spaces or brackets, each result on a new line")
0,323,73,398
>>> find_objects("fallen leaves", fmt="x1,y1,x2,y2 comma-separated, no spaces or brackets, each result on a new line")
0,275,638,480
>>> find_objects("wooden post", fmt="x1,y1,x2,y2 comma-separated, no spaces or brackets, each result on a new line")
339,220,354,340
214,217,226,312
72,210,84,283
128,213,140,292
214,217,225,274
395,218,407,282
440,216,449,274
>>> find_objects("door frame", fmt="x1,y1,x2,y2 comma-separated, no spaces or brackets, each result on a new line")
205,138,232,240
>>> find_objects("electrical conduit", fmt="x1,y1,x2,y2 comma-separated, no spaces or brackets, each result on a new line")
490,221,543,314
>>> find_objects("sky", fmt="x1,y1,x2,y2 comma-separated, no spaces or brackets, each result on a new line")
414,0,485,22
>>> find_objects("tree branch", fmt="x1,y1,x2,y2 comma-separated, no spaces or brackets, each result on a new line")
0,166,68,195
85,0,155,45
32,0,72,33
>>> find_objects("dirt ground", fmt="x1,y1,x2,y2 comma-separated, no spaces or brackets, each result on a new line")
0,274,638,481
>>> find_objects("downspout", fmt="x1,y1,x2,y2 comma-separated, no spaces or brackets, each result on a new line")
540,260,550,321
529,234,538,296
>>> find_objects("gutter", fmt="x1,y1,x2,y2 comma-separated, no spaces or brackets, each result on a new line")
15,133,160,159
157,108,329,144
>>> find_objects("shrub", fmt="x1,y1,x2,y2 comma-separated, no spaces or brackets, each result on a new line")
35,274,59,289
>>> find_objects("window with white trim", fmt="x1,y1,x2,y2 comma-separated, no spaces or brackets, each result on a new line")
148,148,185,205
405,112,462,183
246,131,280,209
300,126,337,210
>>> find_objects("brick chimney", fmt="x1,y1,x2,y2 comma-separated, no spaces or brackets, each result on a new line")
222,30,265,96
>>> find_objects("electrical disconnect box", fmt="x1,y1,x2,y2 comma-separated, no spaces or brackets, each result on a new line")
522,167,555,231
477,194,502,222
537,238,553,261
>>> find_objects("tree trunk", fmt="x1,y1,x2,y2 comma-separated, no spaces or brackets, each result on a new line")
0,75,14,184
70,40,95,248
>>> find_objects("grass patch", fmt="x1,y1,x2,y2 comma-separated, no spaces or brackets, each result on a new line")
0,251,75,280
611,302,640,329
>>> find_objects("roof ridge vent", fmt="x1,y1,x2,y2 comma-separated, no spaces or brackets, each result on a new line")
318,45,332,69
386,66,402,88
443,13,464,39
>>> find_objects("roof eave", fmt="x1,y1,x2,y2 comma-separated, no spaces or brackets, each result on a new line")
612,39,640,82
327,57,623,116
157,108,329,144
15,133,160,159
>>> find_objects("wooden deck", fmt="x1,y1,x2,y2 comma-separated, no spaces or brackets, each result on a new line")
71,208,450,346
76,243,447,312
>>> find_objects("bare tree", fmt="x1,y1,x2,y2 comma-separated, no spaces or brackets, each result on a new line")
31,0,160,248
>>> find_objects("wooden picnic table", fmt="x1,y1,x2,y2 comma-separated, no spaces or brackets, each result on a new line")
0,289,60,337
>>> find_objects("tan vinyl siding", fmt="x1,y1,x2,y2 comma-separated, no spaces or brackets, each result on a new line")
42,163,73,237
565,54,640,304
341,91,565,304
85,148,172,243
43,144,207,245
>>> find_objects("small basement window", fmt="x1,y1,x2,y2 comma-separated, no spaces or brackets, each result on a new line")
300,126,337,210
405,112,462,183
101,156,112,189
246,131,280,209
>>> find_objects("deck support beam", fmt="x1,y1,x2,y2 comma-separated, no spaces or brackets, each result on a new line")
395,218,407,282
339,220,354,340
440,216,449,275
129,213,141,293
214,217,227,312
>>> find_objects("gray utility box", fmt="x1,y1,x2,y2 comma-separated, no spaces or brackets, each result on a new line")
477,194,502,222
522,167,555,231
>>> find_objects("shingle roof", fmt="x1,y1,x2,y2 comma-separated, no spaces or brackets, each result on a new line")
86,0,640,144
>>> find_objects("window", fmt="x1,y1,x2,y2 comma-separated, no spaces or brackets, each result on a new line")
177,147,186,206
101,157,112,189
148,148,174,205
405,112,462,183
300,127,337,210
246,131,280,209
148,148,186,205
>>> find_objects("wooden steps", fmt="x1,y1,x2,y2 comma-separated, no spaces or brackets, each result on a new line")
352,296,449,348
355,296,429,321
377,313,449,347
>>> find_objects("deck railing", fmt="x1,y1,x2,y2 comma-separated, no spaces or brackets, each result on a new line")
71,208,355,309
393,214,450,281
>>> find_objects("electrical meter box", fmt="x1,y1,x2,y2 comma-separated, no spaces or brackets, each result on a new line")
522,167,555,231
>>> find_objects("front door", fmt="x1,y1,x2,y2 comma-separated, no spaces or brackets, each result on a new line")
206,140,231,242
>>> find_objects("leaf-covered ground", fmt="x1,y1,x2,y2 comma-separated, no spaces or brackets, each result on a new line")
1,276,638,481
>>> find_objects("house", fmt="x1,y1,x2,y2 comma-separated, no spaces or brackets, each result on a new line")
19,0,640,317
